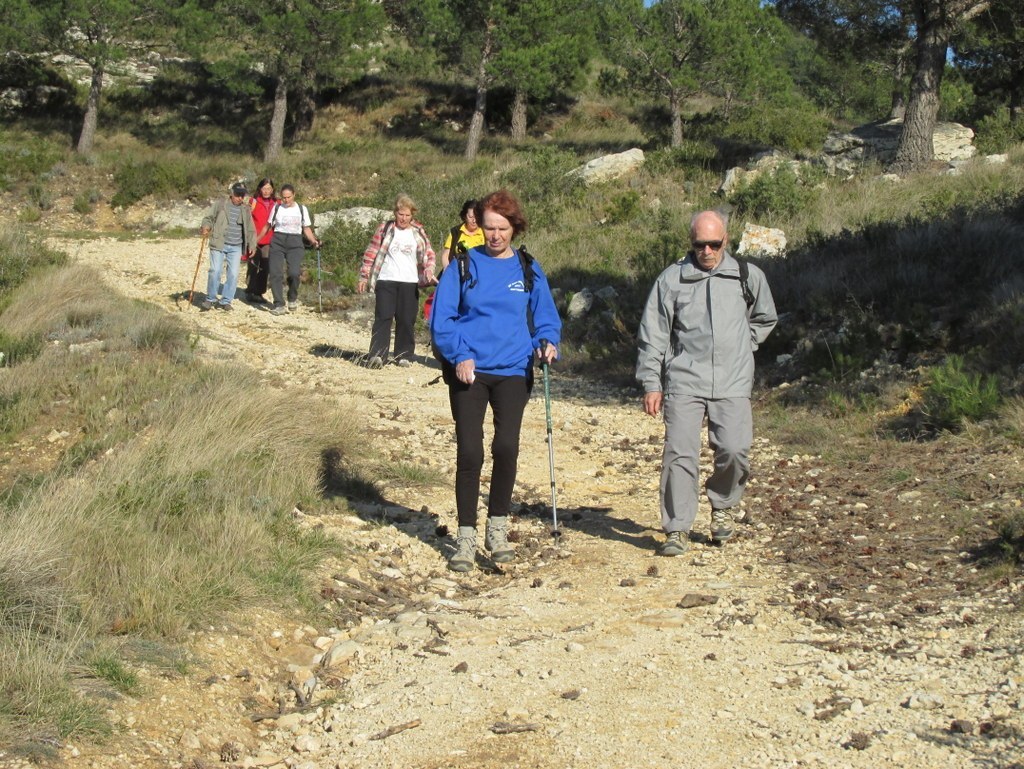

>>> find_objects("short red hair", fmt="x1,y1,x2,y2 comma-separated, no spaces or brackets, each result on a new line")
475,189,528,237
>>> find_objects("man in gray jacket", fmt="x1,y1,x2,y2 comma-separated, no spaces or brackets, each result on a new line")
199,182,256,311
637,210,777,555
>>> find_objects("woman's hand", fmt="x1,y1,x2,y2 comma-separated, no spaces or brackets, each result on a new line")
423,268,437,285
455,359,476,385
357,279,368,294
536,343,558,365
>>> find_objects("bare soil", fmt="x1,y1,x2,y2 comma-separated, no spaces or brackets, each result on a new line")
5,236,1023,769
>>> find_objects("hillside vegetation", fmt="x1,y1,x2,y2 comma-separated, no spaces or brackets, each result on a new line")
1,58,1023,752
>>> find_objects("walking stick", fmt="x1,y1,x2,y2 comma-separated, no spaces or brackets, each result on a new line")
540,340,560,539
316,244,323,313
188,233,209,306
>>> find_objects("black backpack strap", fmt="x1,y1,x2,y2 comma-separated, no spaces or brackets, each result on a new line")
516,245,536,337
735,258,755,308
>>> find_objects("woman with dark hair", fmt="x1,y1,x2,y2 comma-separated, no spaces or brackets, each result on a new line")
256,183,319,316
430,189,562,572
246,177,276,304
439,199,484,272
423,199,484,322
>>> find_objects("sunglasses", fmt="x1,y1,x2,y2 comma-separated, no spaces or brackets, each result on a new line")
692,240,724,251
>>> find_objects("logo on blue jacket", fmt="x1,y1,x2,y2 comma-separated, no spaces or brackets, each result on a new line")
508,280,527,292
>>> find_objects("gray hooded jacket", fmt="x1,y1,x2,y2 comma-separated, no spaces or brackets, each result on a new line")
636,251,778,399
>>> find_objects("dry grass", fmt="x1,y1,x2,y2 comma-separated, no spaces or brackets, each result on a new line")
0,257,368,744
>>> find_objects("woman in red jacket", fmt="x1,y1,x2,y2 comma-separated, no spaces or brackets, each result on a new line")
246,178,277,304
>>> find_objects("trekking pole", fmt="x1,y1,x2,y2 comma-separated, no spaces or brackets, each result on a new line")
316,244,323,313
540,339,560,539
188,232,208,306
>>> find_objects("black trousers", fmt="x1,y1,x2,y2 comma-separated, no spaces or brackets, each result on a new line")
370,280,418,361
246,242,270,297
448,372,530,528
269,233,304,307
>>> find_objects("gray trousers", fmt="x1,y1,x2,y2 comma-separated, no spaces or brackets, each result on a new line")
660,395,752,533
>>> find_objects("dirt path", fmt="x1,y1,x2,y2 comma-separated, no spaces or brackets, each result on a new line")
27,237,1024,769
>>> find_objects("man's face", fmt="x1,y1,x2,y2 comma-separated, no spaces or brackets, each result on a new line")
230,194,244,205
691,214,727,271
280,190,295,205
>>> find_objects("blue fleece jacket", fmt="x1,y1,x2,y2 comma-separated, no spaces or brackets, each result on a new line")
430,247,562,377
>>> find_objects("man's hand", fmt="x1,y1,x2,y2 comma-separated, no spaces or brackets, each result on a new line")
643,391,663,417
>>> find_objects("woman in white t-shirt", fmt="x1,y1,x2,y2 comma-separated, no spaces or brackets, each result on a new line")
357,194,436,368
256,183,320,315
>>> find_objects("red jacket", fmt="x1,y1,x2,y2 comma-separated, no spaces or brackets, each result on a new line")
250,196,277,246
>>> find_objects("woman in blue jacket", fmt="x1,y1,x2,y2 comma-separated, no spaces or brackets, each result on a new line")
430,190,561,572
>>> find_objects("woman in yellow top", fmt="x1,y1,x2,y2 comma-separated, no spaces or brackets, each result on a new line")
439,199,485,272
424,200,487,322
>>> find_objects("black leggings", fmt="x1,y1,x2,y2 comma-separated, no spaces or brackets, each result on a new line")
370,280,418,361
449,372,530,528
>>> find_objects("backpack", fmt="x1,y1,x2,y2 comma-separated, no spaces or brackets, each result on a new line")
431,245,537,380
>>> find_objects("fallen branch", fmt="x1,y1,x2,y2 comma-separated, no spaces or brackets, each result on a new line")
370,719,421,741
490,721,541,734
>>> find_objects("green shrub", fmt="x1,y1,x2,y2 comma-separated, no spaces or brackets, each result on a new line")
998,510,1024,564
921,355,1001,431
499,145,584,228
0,228,66,301
111,159,189,208
644,141,718,173
73,189,100,214
604,190,641,224
973,107,1024,155
0,130,67,192
730,166,809,221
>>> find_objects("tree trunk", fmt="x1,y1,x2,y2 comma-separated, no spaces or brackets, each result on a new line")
464,24,494,161
889,54,907,121
890,2,948,173
265,77,288,164
669,91,683,148
76,63,104,154
511,87,527,142
293,85,316,138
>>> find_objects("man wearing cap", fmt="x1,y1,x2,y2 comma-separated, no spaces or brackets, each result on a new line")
198,182,256,311
636,209,778,555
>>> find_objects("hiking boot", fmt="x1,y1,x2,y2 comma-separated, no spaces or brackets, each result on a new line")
367,356,384,370
269,305,288,316
658,531,689,556
485,516,515,563
711,509,735,544
449,526,477,572
199,299,214,311
217,302,233,311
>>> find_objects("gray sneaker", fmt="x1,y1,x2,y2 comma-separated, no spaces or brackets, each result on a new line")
658,531,689,556
449,526,477,572
396,358,412,368
269,305,288,316
288,301,298,311
485,516,514,563
367,356,384,370
711,509,735,544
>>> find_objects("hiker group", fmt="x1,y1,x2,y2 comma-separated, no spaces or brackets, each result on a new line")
197,179,320,315
197,183,777,572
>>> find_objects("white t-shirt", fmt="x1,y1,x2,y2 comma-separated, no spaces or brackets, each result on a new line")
272,203,311,235
377,226,419,283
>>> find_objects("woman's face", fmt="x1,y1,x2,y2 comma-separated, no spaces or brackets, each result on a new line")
482,209,514,257
395,206,413,229
259,183,274,198
464,208,478,231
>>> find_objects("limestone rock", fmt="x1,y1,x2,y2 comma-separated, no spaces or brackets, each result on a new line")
737,223,786,257
569,148,645,186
